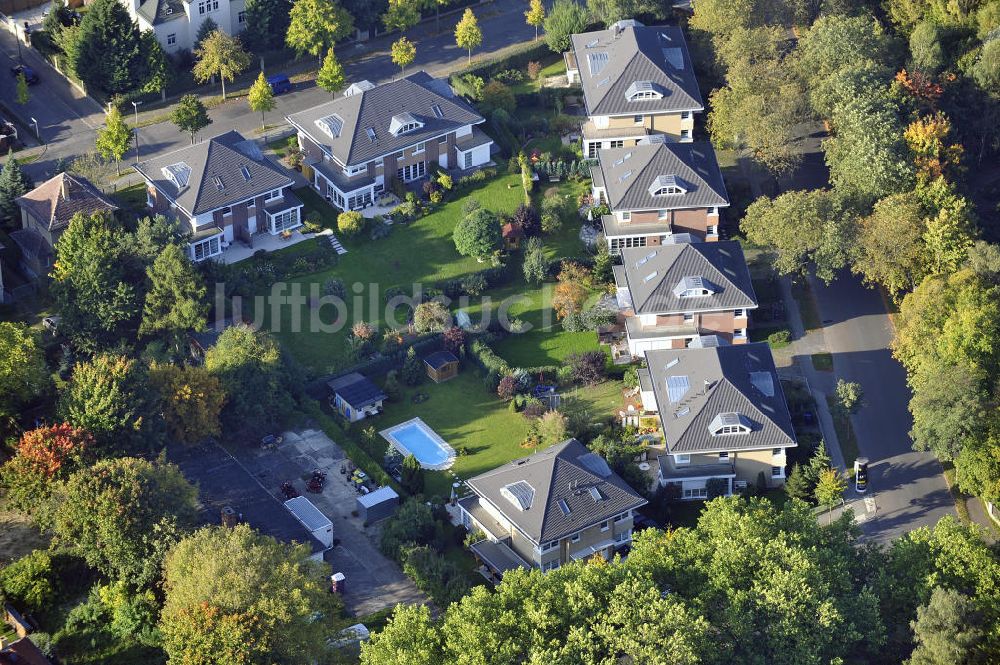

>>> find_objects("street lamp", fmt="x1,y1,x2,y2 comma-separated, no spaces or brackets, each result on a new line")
29,117,38,141
131,101,142,165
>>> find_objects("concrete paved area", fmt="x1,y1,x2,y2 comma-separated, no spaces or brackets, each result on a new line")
236,429,427,617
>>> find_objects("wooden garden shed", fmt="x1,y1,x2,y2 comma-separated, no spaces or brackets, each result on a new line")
424,351,460,383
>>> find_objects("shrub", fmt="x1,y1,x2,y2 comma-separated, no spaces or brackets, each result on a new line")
414,301,452,333
401,347,424,386
511,203,541,237
537,410,568,445
337,210,366,237
383,370,402,402
322,277,346,299
835,379,864,413
454,208,501,259
768,329,792,346
567,351,606,386
302,213,324,233
442,326,466,354
497,375,517,400
437,172,453,191
401,545,471,606
527,60,542,80
379,500,438,561
0,550,57,611
522,237,548,284
460,272,488,296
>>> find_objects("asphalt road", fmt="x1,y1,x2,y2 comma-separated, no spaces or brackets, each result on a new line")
0,0,534,183
811,272,956,543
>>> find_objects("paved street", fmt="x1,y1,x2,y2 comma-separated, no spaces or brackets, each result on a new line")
0,0,534,183
809,272,956,542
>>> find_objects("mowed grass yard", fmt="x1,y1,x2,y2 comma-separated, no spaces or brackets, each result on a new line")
259,175,526,375
377,372,624,496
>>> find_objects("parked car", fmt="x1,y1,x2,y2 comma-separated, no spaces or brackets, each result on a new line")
267,74,291,95
10,64,39,85
42,315,61,331
632,514,662,532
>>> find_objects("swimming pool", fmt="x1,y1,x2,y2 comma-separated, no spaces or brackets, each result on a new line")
380,417,456,470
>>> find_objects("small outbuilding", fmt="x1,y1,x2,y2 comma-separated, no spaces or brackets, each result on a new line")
328,372,386,422
284,496,334,548
424,350,460,383
356,486,400,525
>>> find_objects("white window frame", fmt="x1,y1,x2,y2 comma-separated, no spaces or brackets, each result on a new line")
681,111,691,120
540,540,558,553
707,224,718,236
658,209,668,220
600,520,610,532
675,454,690,465
683,487,708,499
609,140,624,148
633,114,643,124
413,142,426,154
614,512,629,523
166,33,176,45
772,466,784,478
270,208,299,233
734,309,745,317
614,530,631,543
238,10,245,22
542,560,561,572
682,312,694,322
718,452,729,461
621,211,631,221
570,533,581,543
192,236,222,261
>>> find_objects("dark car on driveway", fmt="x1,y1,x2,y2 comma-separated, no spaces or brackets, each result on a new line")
10,64,39,85
267,74,291,95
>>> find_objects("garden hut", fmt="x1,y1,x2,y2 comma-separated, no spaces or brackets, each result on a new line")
424,350,460,383
356,486,400,525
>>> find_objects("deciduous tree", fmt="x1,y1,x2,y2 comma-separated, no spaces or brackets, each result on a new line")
140,243,208,338
525,0,545,39
51,457,198,587
0,423,93,513
0,322,47,425
414,300,451,332
391,36,416,74
361,604,442,665
854,191,928,295
383,0,421,34
160,524,335,664
95,104,132,176
543,0,586,54
193,30,251,100
171,94,212,145
316,47,347,96
454,7,482,64
286,0,354,63
453,207,500,259
908,587,985,665
247,71,276,130
149,363,225,445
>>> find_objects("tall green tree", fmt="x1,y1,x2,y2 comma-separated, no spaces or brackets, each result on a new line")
15,72,29,105
0,153,33,223
854,191,929,295
525,0,545,39
814,468,847,523
453,207,500,259
286,0,354,64
95,104,132,176
361,604,443,665
0,322,48,427
242,0,292,50
148,363,225,446
741,189,855,282
204,325,296,433
141,30,173,100
171,94,212,144
454,7,482,64
50,457,197,587
51,212,139,351
543,0,587,54
58,354,161,453
382,0,421,34
908,587,985,665
71,0,147,93
247,71,276,131
316,47,347,96
139,243,208,338
160,524,335,665
391,36,416,74
193,30,251,100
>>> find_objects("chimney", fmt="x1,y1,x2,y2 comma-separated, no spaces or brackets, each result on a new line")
220,505,239,527
61,175,71,200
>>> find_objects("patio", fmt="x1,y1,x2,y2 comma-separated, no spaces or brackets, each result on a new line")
219,228,319,264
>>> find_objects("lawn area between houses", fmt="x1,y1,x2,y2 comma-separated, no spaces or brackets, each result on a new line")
377,373,622,497
257,175,527,375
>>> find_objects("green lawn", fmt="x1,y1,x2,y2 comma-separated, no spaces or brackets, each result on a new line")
509,57,568,95
260,175,527,375
378,373,623,497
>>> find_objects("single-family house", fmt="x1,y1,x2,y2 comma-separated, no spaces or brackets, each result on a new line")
613,239,757,356
591,138,728,253
287,71,493,211
644,343,796,499
564,21,703,157
123,0,246,55
135,131,303,262
11,172,118,280
459,439,646,580
327,373,386,422
424,350,459,383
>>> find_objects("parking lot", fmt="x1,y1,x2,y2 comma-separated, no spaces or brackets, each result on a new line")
231,429,427,617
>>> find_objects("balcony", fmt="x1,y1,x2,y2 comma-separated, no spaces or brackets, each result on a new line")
581,120,650,141
624,315,702,340
601,214,672,240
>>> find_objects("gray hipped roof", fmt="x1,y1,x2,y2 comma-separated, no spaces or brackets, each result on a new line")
571,23,703,117
137,0,185,25
466,439,646,544
595,141,728,211
135,131,293,217
645,343,797,455
287,71,484,167
620,241,757,315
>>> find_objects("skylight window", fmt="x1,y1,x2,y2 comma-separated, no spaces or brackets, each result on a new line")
665,358,679,370
667,375,689,403
636,250,657,267
314,114,344,139
213,176,224,191
501,481,535,511
750,371,775,397
240,166,251,182
431,104,444,118
662,46,684,69
557,498,571,515
366,127,377,143
618,170,633,183
586,38,599,48
161,162,191,189
643,271,658,283
588,486,604,502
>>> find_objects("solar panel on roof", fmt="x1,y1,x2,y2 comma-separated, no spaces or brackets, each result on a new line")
502,481,535,511
667,375,689,403
662,47,684,69
750,371,775,397
588,51,609,75
578,452,613,478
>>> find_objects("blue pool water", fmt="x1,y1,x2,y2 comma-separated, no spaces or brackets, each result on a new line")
387,420,455,469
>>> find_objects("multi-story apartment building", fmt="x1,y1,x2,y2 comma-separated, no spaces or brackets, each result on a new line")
287,72,493,212
564,21,703,157
124,0,245,55
459,439,646,580
614,239,758,356
135,130,303,262
591,138,728,253
643,343,797,499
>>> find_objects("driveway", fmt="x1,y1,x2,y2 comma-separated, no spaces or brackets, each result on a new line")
808,272,956,542
234,429,427,617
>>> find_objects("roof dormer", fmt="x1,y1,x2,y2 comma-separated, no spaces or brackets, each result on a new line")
389,112,423,137
672,276,715,298
500,480,534,511
161,162,191,189
314,114,344,139
649,174,686,197
709,412,752,436
625,80,663,101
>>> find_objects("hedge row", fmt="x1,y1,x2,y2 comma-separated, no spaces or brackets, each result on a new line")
448,41,553,98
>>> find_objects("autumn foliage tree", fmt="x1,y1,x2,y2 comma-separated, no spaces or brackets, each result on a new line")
552,260,590,320
149,363,225,445
0,423,93,513
904,112,963,180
